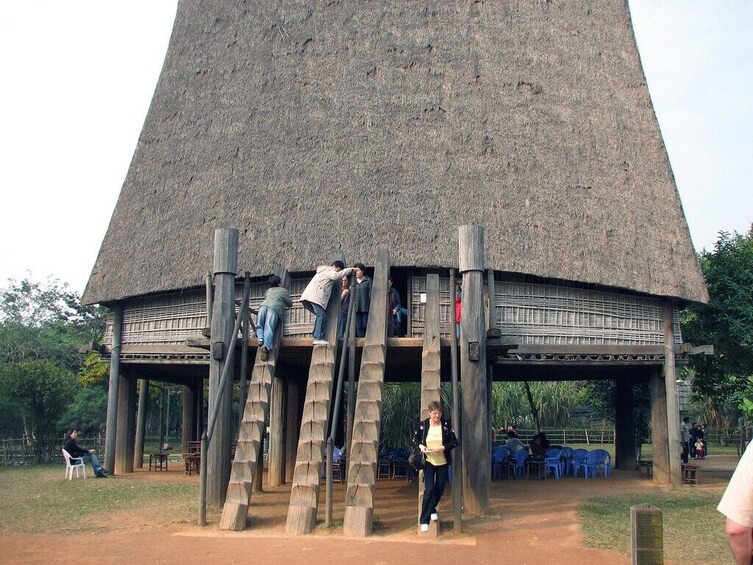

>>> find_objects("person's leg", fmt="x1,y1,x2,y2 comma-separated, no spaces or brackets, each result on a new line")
356,312,366,337
430,464,449,515
263,309,279,350
256,306,267,344
338,312,347,338
82,453,104,475
419,463,437,525
312,303,326,340
681,441,688,464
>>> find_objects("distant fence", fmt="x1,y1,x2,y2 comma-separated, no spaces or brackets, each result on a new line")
1,435,105,466
493,428,616,446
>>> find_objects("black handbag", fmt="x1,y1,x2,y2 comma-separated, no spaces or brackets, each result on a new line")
408,448,426,471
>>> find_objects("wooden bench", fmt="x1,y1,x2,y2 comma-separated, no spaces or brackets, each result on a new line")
682,463,700,485
148,452,169,471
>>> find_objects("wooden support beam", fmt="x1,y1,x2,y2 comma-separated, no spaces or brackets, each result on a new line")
134,379,149,469
207,228,238,506
115,372,136,474
418,274,441,536
615,379,637,471
104,303,123,472
284,378,300,484
459,225,489,516
650,367,670,484
268,374,285,487
663,301,682,487
182,383,195,452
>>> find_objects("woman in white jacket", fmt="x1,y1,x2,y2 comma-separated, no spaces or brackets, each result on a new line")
300,260,355,345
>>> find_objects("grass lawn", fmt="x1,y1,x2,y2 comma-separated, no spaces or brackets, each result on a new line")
579,489,730,564
0,465,198,534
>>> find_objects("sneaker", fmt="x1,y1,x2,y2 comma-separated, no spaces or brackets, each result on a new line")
96,472,107,478
259,346,268,362
99,468,110,475
420,524,429,533
313,339,329,346
430,513,439,522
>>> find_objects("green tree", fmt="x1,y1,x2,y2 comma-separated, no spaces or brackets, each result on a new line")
0,360,77,454
682,228,753,418
0,277,107,445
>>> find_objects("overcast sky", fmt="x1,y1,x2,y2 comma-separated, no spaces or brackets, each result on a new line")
1,1,751,295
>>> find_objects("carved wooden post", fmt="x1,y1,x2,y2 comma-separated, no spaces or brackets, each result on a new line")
458,225,489,515
115,371,136,474
615,379,637,470
417,274,441,536
663,301,682,487
650,367,670,484
207,228,238,506
134,379,149,468
104,303,122,473
182,383,195,452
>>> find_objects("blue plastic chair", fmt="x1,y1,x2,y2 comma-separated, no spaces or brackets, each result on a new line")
572,449,590,477
592,449,612,477
578,449,612,479
544,449,563,479
492,445,510,479
513,449,528,478
560,446,575,476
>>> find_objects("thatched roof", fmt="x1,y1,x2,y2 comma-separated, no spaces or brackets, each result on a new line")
83,0,708,306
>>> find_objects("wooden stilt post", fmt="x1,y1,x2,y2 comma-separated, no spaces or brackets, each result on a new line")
284,377,300,484
663,301,682,487
650,367,670,484
104,303,123,473
182,383,195,452
134,379,149,468
449,268,462,535
615,379,637,470
207,228,238,506
417,274,441,536
268,375,285,487
115,371,136,474
458,225,489,515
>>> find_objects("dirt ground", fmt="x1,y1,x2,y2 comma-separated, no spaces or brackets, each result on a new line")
2,455,735,565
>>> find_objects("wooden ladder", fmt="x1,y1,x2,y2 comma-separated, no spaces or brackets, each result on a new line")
343,247,390,537
218,330,278,531
285,342,338,534
285,266,345,534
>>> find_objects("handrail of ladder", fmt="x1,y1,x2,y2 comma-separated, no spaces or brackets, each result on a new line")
325,274,358,525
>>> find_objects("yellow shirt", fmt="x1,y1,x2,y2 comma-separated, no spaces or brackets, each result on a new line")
425,423,447,467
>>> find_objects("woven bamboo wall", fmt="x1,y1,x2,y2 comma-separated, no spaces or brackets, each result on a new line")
410,276,682,346
103,276,682,348
103,278,316,347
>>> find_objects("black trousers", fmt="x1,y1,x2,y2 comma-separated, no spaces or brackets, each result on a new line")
420,462,449,525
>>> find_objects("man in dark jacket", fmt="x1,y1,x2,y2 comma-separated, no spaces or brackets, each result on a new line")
64,429,107,477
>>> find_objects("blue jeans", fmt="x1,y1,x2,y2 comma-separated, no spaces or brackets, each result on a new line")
311,303,326,340
82,453,104,474
420,462,448,525
255,306,279,349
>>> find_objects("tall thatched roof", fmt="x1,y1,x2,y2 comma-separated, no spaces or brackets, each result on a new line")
83,0,707,306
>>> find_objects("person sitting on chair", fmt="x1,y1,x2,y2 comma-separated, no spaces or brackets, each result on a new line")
64,429,108,477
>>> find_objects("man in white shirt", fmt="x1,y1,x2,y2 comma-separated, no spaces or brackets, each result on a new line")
718,441,753,564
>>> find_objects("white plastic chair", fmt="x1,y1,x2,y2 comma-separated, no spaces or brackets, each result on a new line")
62,449,87,480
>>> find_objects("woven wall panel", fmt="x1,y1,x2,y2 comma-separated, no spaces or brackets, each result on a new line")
410,277,682,346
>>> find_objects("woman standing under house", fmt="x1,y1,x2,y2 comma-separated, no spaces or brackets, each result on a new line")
414,401,458,532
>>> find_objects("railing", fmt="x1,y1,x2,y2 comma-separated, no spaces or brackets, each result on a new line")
1,435,105,466
492,428,616,446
